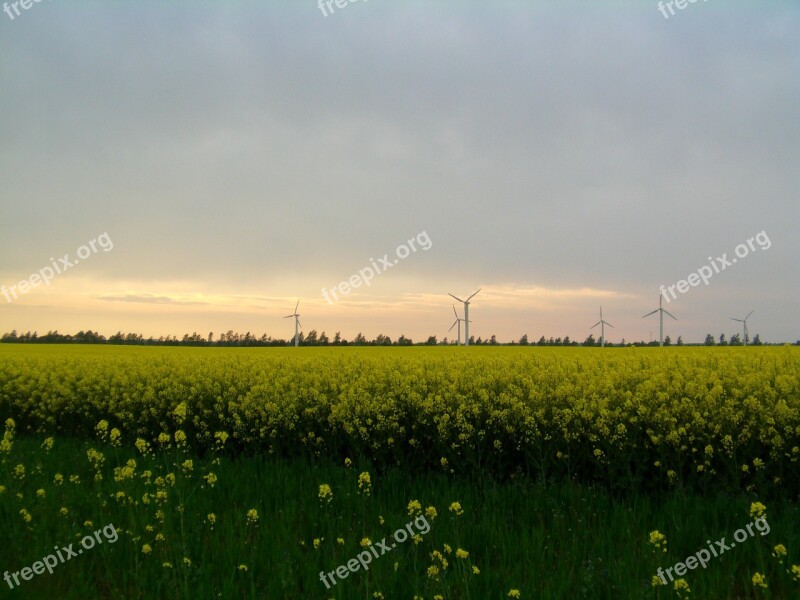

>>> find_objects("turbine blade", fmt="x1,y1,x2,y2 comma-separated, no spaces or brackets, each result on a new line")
606,322,615,328
284,315,294,318
453,305,459,318
664,310,678,321
590,321,601,329
642,310,658,318
448,293,465,303
466,289,481,301
745,310,753,321
731,318,744,322
449,321,457,332
294,300,299,313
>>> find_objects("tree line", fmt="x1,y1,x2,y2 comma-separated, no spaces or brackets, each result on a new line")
0,330,788,347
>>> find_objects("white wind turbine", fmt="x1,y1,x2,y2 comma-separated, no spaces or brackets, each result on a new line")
284,300,301,347
642,294,677,347
448,304,468,346
590,306,614,347
448,289,480,346
731,310,754,347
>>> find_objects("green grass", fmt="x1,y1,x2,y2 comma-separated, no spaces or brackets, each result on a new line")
2,436,799,600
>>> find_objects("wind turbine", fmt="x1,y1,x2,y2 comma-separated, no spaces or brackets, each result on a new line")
448,289,480,346
284,300,301,347
642,294,677,347
731,310,753,347
590,306,614,347
448,305,468,346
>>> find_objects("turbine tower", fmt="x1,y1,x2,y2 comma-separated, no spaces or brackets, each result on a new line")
448,289,480,346
590,306,614,347
284,300,301,347
642,294,677,347
731,310,754,347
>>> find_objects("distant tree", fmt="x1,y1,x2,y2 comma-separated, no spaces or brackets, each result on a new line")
519,334,529,346
664,335,672,346
752,334,762,346
333,332,342,345
489,335,498,345
375,334,392,346
563,336,571,346
676,336,683,346
537,336,547,346
583,334,596,346
397,334,413,346
719,333,727,346
353,332,367,345
425,335,437,346
704,334,715,346
474,337,483,345
468,336,475,345
319,331,330,345
730,333,742,346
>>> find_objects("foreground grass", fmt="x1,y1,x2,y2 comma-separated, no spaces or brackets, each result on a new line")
1,436,799,600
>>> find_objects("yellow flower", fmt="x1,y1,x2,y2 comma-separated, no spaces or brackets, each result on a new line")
162,562,172,568
109,428,121,446
183,557,192,567
36,489,45,498
19,509,32,523
156,533,165,542
749,502,767,519
651,575,666,587
674,578,690,594
443,544,452,554
0,485,5,495
427,565,440,579
135,438,150,454
13,464,25,479
456,548,469,559
751,572,767,589
238,564,248,572
141,544,152,555
425,506,437,520
336,537,344,545
174,430,187,445
319,484,333,503
378,515,385,525
790,564,800,582
207,513,216,525
84,520,93,528
42,437,54,451
204,473,218,487
246,509,259,524
648,530,667,553
158,432,171,445
181,459,193,472
472,565,480,575
358,472,372,495
313,538,323,549
360,537,371,548
448,501,464,516
508,591,521,599
407,499,422,516
344,458,352,468
214,431,229,446
772,544,787,560
440,457,448,468
69,475,80,484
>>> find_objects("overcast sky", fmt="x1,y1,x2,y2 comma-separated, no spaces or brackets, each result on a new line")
1,1,798,344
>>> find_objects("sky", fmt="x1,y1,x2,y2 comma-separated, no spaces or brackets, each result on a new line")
1,1,798,344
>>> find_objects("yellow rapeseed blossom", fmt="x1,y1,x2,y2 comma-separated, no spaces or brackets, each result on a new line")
407,500,422,516
508,591,521,599
19,509,32,523
472,565,480,575
751,572,767,589
358,472,372,495
319,484,333,503
649,530,667,553
456,548,469,559
750,502,767,519
790,564,800,582
673,578,690,596
772,544,787,562
238,564,248,572
141,544,152,555
360,537,371,548
449,501,464,516
425,506,437,520
36,489,45,498
204,473,218,487
246,509,259,525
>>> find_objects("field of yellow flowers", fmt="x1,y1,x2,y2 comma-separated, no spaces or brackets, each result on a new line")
1,345,799,598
